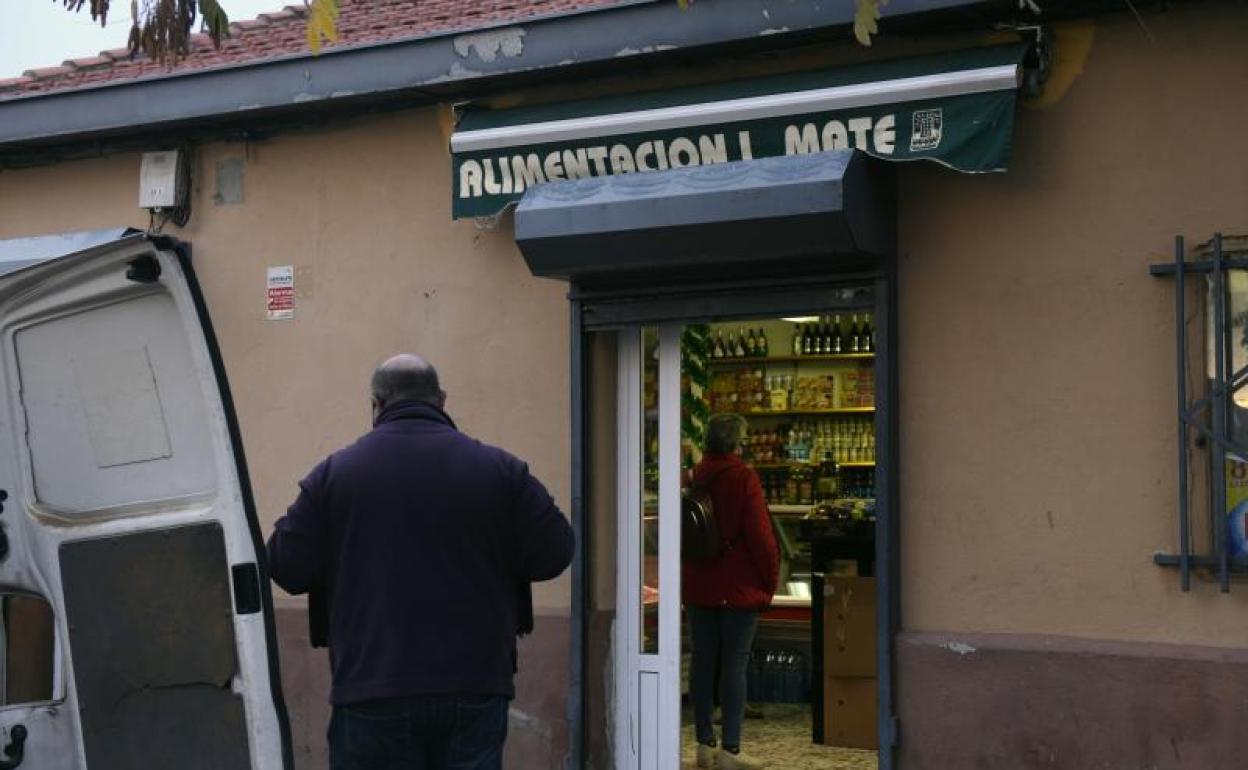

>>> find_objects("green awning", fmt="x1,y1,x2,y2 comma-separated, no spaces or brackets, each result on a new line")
450,44,1027,219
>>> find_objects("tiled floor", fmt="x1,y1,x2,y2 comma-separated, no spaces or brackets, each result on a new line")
680,704,877,770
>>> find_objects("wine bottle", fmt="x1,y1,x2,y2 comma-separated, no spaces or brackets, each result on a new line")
792,325,804,356
802,323,814,355
712,330,726,358
734,328,747,358
861,315,874,353
758,328,769,357
849,315,861,353
746,328,757,357
831,315,844,354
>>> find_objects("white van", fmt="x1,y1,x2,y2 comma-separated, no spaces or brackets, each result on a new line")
0,229,288,769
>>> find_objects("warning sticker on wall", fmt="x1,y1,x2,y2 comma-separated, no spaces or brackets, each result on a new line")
266,265,294,321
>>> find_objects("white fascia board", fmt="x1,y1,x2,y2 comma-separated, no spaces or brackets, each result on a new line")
451,62,1020,153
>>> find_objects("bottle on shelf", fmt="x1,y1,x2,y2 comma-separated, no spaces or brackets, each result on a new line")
802,323,814,355
734,328,747,358
758,327,769,357
831,314,844,354
861,314,874,353
712,330,726,358
848,314,861,353
746,329,757,357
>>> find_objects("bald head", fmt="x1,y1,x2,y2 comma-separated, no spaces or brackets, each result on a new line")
370,354,445,410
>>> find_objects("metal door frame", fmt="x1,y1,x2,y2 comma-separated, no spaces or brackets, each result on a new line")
569,264,901,769
610,325,684,770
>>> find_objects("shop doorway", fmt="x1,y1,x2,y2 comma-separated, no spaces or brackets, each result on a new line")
581,281,896,770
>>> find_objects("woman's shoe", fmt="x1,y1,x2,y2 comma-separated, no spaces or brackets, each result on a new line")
695,742,717,768
718,747,764,770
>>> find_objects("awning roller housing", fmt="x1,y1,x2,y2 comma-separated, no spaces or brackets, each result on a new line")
452,43,1026,219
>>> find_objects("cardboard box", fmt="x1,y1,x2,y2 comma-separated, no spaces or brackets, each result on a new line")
822,576,877,678
822,676,878,750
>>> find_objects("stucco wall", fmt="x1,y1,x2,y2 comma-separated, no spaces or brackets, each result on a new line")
5,4,1248,765
897,3,1248,645
0,107,572,612
0,107,573,768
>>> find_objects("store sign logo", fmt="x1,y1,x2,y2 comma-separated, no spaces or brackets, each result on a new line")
910,108,944,152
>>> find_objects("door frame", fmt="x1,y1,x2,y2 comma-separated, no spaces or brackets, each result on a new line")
568,263,901,769
610,325,684,770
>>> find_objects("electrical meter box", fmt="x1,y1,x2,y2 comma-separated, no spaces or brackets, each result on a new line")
139,150,183,209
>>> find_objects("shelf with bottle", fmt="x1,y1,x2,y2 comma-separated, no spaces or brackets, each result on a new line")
708,353,874,368
754,460,876,471
707,325,772,360
757,463,877,508
787,312,875,358
769,504,817,515
742,408,874,417
708,314,876,363
743,416,877,466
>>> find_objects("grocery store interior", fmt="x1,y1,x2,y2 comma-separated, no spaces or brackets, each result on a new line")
581,293,884,770
670,312,880,770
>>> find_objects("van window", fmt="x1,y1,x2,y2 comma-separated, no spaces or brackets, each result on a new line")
1,593,55,705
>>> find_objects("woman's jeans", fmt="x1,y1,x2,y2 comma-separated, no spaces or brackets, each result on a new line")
329,693,509,770
688,605,760,750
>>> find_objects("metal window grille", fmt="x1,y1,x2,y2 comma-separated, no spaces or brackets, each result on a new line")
1151,233,1248,591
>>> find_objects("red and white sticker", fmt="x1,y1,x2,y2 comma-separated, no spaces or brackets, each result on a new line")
266,265,294,321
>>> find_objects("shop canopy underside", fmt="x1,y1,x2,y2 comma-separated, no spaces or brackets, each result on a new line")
451,43,1027,220
514,150,893,285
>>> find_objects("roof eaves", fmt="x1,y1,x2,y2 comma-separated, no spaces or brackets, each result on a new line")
0,0,996,158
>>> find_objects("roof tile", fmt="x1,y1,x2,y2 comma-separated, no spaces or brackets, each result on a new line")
22,65,73,80
1,0,625,100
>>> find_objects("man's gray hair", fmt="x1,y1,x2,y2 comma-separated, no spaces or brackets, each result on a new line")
371,354,443,406
705,413,748,455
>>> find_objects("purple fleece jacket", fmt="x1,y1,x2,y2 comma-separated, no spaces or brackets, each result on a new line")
266,401,574,705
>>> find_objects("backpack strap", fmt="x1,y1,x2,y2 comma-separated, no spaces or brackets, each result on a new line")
691,464,734,492
690,465,741,551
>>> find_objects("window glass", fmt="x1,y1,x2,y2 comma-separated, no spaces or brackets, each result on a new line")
1,593,55,705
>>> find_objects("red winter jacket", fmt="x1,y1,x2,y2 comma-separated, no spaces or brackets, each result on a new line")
682,453,780,611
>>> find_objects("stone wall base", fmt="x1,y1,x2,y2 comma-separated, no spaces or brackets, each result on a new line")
896,631,1248,769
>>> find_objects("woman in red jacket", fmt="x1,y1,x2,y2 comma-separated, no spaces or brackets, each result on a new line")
684,413,780,770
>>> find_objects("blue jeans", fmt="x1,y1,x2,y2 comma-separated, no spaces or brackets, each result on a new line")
687,606,759,751
329,694,509,770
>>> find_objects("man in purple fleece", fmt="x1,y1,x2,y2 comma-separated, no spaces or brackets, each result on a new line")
267,354,575,770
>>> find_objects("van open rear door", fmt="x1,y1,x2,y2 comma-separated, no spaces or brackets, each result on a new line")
0,230,290,769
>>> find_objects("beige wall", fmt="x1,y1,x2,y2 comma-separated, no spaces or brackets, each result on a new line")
0,107,573,612
898,3,1248,645
3,0,1247,653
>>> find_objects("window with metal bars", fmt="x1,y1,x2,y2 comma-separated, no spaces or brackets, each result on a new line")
1152,233,1248,591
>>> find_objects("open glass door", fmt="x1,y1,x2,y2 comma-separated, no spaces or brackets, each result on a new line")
587,287,891,770
0,234,288,769
614,323,684,770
